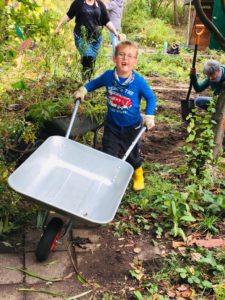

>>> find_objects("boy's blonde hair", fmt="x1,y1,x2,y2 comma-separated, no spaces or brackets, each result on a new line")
115,41,138,57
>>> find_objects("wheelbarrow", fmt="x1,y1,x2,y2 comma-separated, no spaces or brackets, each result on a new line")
8,100,146,261
181,24,205,121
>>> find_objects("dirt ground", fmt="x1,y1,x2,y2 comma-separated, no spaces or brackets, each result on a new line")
74,86,190,297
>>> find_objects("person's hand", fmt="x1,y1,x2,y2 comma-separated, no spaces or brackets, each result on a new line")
74,86,87,103
190,68,196,75
119,33,127,41
117,33,121,41
54,28,60,35
143,115,155,131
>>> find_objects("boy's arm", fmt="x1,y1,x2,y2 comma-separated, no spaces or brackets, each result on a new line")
74,72,107,102
84,72,107,92
140,78,156,115
140,78,157,130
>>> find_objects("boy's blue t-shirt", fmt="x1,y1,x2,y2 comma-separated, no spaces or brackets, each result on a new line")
84,70,156,127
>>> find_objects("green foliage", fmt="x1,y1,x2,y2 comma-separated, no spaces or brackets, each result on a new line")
26,99,69,125
122,0,187,46
175,266,213,289
0,160,35,234
183,100,216,185
137,52,188,81
198,215,219,234
113,219,141,237
11,80,27,90
214,283,225,300
152,189,195,241
160,248,224,292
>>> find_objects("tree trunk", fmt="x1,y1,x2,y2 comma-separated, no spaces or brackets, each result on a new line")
192,0,225,51
173,0,179,25
213,83,225,159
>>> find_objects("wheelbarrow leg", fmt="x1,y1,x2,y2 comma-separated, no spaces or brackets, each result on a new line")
92,122,104,149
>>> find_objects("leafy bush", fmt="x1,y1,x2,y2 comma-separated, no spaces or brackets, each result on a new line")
122,1,184,46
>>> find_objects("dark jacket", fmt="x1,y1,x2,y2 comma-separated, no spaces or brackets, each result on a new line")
191,65,225,95
67,0,110,38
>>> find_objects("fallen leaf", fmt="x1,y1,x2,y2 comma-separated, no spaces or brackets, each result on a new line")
188,239,225,248
172,241,186,248
133,247,141,254
180,288,193,298
143,214,152,219
124,244,134,247
63,272,74,280
190,252,202,262
129,203,136,210
18,38,33,51
177,247,186,255
167,290,176,298
176,284,188,292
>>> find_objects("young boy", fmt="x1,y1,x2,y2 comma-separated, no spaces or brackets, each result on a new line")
74,41,156,191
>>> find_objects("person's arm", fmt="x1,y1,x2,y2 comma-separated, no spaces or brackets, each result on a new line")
105,21,120,39
55,0,80,34
192,77,210,93
106,1,117,11
99,0,120,38
190,68,210,92
55,15,71,34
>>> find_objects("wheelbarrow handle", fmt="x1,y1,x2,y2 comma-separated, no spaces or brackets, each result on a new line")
65,99,80,138
122,126,146,162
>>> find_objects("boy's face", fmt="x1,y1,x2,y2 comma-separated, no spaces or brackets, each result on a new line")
113,46,138,77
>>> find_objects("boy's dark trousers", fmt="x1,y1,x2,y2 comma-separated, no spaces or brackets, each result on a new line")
102,121,143,169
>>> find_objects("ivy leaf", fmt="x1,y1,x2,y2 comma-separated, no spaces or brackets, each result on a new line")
180,215,196,222
202,280,213,288
12,80,27,90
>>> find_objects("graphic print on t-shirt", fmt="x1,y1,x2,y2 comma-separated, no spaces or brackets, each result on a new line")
108,91,132,111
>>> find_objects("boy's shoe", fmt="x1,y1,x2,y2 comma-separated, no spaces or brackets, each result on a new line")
133,166,144,191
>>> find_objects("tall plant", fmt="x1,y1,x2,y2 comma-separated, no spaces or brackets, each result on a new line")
183,100,216,185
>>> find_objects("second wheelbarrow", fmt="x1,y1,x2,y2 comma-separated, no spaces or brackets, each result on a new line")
8,100,146,261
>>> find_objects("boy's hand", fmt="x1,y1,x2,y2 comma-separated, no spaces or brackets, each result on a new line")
74,86,87,102
143,115,155,130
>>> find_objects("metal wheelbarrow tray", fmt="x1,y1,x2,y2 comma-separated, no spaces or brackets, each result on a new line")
8,100,145,261
8,135,133,224
8,100,145,225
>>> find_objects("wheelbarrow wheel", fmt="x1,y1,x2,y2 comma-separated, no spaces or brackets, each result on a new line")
35,217,63,262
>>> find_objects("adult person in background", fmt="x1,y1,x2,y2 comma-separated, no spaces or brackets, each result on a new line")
106,0,124,54
55,0,120,81
190,59,225,110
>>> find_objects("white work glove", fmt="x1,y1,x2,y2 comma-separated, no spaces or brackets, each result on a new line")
143,115,155,130
74,86,87,102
